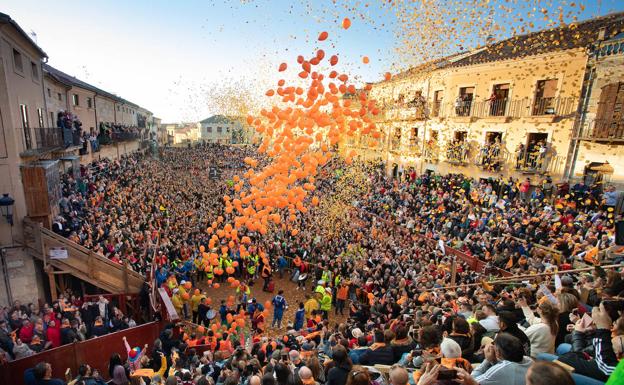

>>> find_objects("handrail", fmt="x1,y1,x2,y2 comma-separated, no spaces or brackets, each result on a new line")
39,227,144,281
24,219,144,294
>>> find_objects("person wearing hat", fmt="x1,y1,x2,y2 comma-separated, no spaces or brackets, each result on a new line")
320,287,332,319
123,336,148,373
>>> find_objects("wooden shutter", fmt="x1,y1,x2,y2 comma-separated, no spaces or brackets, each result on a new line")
595,82,624,139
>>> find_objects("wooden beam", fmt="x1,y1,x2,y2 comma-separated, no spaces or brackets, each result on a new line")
48,271,57,301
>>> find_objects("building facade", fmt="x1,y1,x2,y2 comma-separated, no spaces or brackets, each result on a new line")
199,115,236,143
347,12,624,185
0,12,51,305
0,12,159,306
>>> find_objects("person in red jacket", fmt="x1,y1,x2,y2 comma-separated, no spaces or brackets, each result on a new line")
19,319,34,344
45,319,61,348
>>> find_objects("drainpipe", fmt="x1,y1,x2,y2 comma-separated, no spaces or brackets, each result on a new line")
41,57,49,127
564,55,595,181
0,248,13,305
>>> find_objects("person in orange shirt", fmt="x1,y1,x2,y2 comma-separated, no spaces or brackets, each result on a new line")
336,282,349,316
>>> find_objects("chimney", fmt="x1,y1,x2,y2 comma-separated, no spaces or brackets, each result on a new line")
598,27,606,41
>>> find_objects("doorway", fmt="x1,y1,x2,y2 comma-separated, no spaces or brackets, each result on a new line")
525,132,548,170
490,84,510,116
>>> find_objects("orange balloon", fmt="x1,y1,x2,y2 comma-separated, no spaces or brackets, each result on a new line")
330,55,338,66
182,293,190,300
213,283,220,289
197,326,205,334
278,62,287,72
184,282,192,290
199,245,205,253
384,72,392,81
227,277,235,283
206,297,212,305
362,56,370,64
318,31,328,41
232,261,239,267
226,266,235,275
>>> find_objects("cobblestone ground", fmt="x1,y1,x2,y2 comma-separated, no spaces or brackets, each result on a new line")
196,273,347,336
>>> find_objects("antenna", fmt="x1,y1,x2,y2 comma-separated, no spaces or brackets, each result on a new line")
29,30,37,44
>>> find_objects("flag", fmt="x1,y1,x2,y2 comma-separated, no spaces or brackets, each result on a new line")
583,247,599,265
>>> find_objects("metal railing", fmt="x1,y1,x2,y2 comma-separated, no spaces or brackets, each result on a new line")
20,126,64,152
579,118,624,140
385,96,578,120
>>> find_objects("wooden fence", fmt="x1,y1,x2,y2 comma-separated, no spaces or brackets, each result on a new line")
0,322,164,385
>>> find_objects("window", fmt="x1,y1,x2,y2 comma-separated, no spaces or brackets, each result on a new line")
456,87,475,116
31,62,39,81
217,126,223,133
37,108,44,128
47,88,51,97
410,127,419,145
72,94,79,106
206,126,213,133
432,90,444,117
58,92,62,101
87,97,92,108
13,49,23,72
490,83,510,116
117,105,120,111
533,79,558,115
20,104,31,149
50,112,54,124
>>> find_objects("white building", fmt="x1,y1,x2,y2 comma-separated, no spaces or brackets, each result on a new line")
199,115,237,143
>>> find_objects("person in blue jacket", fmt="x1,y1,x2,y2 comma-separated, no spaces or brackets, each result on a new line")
294,302,305,331
272,290,288,329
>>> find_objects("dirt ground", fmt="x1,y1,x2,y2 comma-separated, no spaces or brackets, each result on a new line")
196,273,347,336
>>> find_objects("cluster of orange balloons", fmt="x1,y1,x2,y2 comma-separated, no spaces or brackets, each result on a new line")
202,19,388,267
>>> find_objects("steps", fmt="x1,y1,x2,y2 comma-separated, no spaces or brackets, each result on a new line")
23,219,144,294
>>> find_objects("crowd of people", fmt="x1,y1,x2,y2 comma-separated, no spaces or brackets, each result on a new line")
0,292,141,363
11,144,624,385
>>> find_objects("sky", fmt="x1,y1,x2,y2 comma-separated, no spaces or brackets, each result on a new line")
3,0,623,122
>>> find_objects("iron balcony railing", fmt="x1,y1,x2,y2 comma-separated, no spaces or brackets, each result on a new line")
20,126,64,153
384,96,578,120
579,118,624,141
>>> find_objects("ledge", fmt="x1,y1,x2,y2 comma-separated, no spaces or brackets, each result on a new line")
450,116,476,123
524,115,556,123
481,116,512,123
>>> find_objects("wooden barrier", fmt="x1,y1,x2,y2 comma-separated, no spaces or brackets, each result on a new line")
0,322,164,385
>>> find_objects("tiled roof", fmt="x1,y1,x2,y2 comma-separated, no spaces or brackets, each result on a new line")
448,11,624,67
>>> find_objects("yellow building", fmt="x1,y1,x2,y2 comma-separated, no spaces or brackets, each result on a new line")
349,12,624,184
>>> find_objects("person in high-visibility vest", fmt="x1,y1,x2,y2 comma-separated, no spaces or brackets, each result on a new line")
171,289,183,318
205,264,214,284
247,255,258,281
320,287,332,319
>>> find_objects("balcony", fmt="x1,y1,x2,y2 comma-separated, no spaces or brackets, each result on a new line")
577,118,624,142
19,127,64,157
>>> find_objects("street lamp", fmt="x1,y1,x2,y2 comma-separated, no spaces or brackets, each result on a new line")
0,194,15,226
